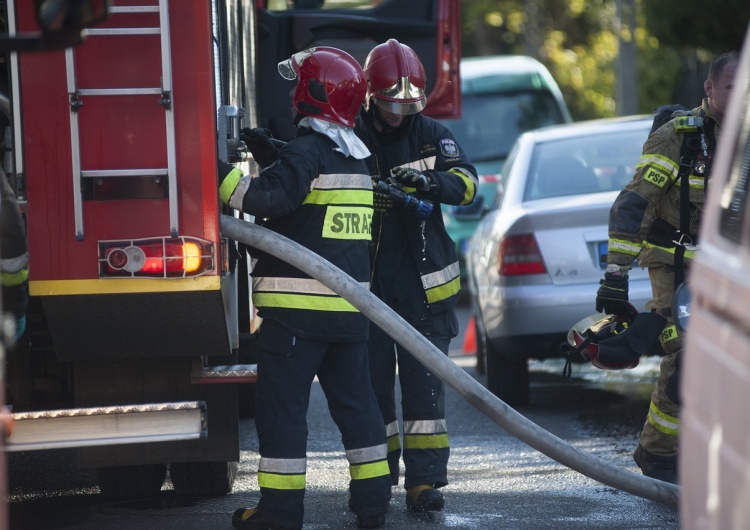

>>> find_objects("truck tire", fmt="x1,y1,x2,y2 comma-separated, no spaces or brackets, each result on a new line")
486,342,530,407
170,461,238,497
96,464,167,500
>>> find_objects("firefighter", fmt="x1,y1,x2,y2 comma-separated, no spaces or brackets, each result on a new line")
219,47,391,530
596,51,739,484
354,39,478,513
0,167,28,347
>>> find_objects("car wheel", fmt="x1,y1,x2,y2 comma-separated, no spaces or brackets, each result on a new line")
96,463,167,500
485,342,530,406
170,461,238,497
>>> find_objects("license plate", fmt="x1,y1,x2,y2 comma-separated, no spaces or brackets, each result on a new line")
598,241,608,269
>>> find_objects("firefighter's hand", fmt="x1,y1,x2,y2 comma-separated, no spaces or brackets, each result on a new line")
392,167,430,191
240,127,279,169
596,270,629,315
218,160,241,205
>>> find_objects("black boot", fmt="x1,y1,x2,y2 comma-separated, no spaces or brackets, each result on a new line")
633,444,677,484
406,485,444,513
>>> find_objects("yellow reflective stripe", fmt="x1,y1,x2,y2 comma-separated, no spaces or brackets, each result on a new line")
608,238,641,257
1,267,29,287
322,206,373,240
350,460,391,481
422,262,460,290
304,189,373,206
647,401,680,436
688,176,706,189
219,167,243,204
404,433,450,450
387,434,401,453
660,324,679,345
448,167,478,205
642,241,697,259
637,153,679,177
425,276,460,304
254,277,369,295
258,472,306,490
253,292,359,312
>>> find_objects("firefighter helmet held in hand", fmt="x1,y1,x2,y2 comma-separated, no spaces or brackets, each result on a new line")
278,46,366,127
364,38,427,115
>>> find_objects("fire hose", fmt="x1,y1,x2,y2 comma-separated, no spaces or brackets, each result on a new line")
221,215,679,509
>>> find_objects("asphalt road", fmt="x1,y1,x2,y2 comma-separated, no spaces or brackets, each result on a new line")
6,304,680,529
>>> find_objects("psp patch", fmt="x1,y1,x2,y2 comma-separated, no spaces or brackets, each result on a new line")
439,138,460,158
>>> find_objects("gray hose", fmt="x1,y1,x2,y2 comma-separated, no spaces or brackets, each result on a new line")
221,215,679,508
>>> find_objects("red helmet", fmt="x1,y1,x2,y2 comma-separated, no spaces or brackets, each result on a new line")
363,39,426,115
277,47,366,127
566,303,667,370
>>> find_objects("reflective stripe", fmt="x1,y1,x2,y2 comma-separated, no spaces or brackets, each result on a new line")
312,173,373,191
387,434,401,453
425,276,460,304
228,174,252,211
350,459,391,480
322,206,373,240
647,401,680,436
404,419,447,435
404,433,450,450
448,167,478,205
1,267,29,287
254,277,369,295
346,443,388,464
253,292,359,312
0,252,29,273
687,176,706,189
258,472,306,490
219,167,243,205
642,241,698,259
608,238,641,257
259,456,307,474
421,262,460,290
385,420,400,438
637,154,679,178
305,189,373,206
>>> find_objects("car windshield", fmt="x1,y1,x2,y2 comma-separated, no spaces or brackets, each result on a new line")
441,91,566,163
525,127,648,201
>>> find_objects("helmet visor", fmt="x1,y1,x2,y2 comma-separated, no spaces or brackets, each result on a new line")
278,48,316,80
372,76,426,115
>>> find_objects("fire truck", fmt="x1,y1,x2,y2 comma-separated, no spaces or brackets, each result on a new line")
0,0,460,499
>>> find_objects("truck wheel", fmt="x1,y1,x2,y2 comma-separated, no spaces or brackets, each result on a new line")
486,342,530,407
96,464,167,500
170,461,238,497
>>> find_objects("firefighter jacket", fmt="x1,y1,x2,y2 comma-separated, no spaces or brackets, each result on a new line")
220,128,373,342
607,100,720,271
355,110,478,314
0,169,29,339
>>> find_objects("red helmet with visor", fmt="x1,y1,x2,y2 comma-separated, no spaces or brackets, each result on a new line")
277,46,366,128
363,39,426,115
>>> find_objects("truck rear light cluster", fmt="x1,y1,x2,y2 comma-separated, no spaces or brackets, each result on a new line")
98,237,214,278
498,233,546,276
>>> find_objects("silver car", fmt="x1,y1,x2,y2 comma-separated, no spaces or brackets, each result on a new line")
465,115,655,406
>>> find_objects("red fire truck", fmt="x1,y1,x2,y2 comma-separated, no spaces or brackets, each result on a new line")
0,0,460,499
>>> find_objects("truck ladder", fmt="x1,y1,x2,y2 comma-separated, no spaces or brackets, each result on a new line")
4,401,205,452
66,1,178,240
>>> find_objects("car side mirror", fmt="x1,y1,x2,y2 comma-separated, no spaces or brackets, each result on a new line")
673,282,691,332
451,195,486,221
0,0,110,53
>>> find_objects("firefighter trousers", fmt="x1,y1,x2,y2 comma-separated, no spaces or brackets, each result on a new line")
367,320,451,490
253,319,392,528
640,265,682,456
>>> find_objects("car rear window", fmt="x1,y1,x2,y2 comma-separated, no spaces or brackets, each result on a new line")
525,127,649,200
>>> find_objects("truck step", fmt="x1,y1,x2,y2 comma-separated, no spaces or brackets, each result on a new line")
191,364,258,384
5,401,206,452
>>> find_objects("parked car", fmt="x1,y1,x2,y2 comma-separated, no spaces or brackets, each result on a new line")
465,115,654,406
680,29,750,528
440,55,572,281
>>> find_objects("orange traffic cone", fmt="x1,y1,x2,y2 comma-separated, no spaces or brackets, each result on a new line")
463,315,476,355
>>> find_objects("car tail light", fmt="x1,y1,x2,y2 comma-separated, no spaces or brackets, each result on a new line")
498,234,546,276
99,236,214,278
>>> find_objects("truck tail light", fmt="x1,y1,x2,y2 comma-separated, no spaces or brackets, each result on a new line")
498,234,546,276
99,237,214,278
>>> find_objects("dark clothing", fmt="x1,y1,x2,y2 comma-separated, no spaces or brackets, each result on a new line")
223,126,390,527
0,169,28,341
354,109,476,489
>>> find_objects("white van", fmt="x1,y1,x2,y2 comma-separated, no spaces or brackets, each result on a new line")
680,25,750,529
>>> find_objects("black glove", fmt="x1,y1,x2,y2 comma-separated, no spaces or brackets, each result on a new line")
392,167,430,191
240,127,279,168
596,271,629,315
